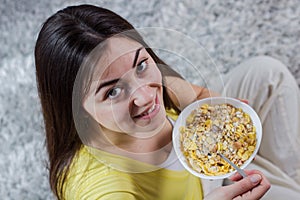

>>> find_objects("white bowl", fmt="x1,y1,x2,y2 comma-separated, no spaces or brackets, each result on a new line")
172,97,262,179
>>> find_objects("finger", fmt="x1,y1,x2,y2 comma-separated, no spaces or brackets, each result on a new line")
236,179,271,200
245,173,271,199
230,169,263,181
204,172,270,200
230,172,243,181
230,169,252,181
225,174,262,199
237,98,249,104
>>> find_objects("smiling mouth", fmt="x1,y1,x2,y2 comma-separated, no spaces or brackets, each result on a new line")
139,104,156,117
133,96,160,119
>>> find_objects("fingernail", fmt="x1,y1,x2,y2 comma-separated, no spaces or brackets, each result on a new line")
250,174,262,184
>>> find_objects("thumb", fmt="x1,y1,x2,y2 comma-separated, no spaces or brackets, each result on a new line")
225,174,262,198
204,174,262,200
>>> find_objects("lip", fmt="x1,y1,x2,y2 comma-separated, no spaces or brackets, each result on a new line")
133,95,160,120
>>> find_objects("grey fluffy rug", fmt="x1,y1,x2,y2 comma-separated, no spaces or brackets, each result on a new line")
1,0,299,199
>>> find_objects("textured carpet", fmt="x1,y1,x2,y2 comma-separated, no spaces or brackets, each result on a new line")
1,0,299,199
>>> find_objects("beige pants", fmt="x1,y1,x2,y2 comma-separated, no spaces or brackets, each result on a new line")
203,56,300,199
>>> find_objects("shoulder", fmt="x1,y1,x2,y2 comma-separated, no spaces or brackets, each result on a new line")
62,147,142,199
165,76,218,109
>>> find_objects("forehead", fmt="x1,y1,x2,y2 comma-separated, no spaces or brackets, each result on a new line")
92,37,143,81
107,37,142,61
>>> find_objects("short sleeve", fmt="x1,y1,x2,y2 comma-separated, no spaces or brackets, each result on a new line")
64,168,143,200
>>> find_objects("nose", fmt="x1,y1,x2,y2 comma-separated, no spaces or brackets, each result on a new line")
132,85,154,107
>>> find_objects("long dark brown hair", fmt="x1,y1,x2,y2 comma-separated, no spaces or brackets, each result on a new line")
35,4,181,199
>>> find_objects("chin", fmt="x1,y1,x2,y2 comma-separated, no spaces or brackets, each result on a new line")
131,126,165,139
133,116,167,138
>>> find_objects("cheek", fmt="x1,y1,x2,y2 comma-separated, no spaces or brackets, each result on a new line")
95,102,132,128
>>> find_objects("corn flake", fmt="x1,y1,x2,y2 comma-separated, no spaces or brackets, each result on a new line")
180,103,257,176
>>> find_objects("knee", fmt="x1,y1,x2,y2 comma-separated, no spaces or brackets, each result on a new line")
240,56,295,88
244,56,290,75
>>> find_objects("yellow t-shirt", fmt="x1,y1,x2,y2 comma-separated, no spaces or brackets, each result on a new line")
62,109,203,200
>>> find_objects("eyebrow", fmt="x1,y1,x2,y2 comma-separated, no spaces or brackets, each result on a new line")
95,47,144,95
132,47,143,68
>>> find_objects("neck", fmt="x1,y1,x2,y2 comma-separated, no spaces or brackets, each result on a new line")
91,117,173,165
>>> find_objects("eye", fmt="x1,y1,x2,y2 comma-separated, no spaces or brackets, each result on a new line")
106,87,121,99
136,58,148,74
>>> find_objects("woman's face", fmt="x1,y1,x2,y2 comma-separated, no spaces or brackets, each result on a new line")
83,37,166,138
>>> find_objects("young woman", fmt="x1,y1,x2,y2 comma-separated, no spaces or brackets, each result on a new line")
35,4,300,199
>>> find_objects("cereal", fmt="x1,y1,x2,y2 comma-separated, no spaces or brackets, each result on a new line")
180,103,256,176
